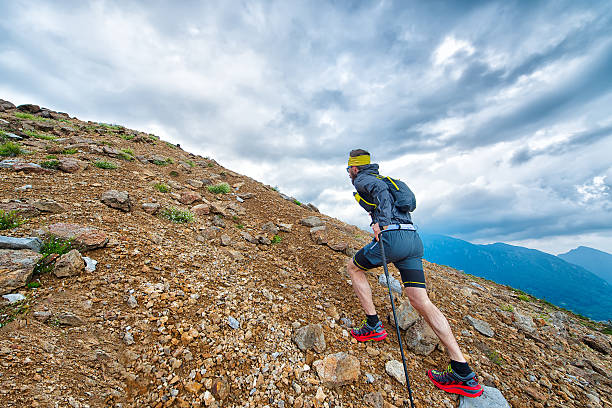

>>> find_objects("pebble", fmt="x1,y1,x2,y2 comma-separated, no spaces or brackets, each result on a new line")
228,316,240,329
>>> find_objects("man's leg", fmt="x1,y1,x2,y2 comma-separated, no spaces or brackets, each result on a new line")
347,258,387,341
404,286,465,362
405,286,483,397
347,258,376,315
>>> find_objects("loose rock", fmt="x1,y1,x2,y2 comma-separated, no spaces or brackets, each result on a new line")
465,315,495,337
300,216,324,227
0,236,42,252
100,190,132,212
0,249,42,295
458,385,510,407
53,249,85,278
293,324,326,353
405,317,439,355
313,352,360,386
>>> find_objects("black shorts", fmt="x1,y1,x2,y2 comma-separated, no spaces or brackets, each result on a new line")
353,230,426,289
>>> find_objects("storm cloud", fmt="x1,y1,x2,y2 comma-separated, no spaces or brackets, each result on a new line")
1,0,611,254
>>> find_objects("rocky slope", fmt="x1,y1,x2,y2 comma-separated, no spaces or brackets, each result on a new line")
0,98,611,408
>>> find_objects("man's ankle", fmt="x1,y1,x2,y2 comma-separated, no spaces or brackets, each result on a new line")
366,314,379,327
450,360,472,378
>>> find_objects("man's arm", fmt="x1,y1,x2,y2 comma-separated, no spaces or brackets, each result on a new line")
357,176,394,229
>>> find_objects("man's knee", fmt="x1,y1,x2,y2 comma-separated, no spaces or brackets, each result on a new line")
347,258,359,275
405,287,431,312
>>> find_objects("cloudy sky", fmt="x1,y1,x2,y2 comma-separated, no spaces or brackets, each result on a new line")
1,0,611,254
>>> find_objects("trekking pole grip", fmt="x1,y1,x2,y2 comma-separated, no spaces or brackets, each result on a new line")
379,234,416,408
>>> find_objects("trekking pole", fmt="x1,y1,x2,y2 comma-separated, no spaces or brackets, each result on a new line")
379,232,416,408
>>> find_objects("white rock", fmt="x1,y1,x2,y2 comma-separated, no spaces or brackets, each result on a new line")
2,293,26,303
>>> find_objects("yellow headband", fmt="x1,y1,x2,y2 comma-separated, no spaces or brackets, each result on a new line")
348,154,370,166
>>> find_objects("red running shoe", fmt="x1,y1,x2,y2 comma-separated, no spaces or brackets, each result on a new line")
427,365,483,398
350,320,387,342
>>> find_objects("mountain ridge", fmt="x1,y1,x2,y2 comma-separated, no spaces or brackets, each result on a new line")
420,233,612,321
1,98,611,407
558,246,612,285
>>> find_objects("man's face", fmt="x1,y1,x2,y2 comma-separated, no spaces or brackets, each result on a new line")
347,166,359,180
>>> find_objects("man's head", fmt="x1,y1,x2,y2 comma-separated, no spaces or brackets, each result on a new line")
347,149,370,180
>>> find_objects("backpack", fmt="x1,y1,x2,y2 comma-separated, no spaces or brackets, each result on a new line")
375,175,416,213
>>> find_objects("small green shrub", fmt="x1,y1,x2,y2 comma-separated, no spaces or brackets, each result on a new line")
501,305,514,312
0,141,24,157
45,154,58,159
160,207,194,223
517,294,530,302
293,199,302,206
207,162,214,168
41,160,60,169
27,281,41,289
120,134,134,140
62,148,78,154
34,235,74,275
235,223,244,229
488,350,503,365
40,235,74,257
185,160,195,167
165,141,176,149
15,112,35,120
169,170,179,177
207,183,231,194
0,210,26,230
94,160,118,169
122,148,134,156
152,159,169,166
119,151,134,161
271,235,282,244
57,118,70,123
98,122,123,130
272,186,279,192
23,130,56,140
154,183,170,193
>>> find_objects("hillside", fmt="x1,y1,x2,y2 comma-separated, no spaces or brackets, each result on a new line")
421,234,612,321
1,98,611,408
558,246,612,285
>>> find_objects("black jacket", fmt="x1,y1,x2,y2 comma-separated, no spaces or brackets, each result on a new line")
352,163,413,227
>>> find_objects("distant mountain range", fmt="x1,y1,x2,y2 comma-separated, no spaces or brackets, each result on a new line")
558,246,612,284
420,234,612,321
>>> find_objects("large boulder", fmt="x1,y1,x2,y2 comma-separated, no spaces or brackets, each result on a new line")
100,190,132,212
313,352,360,387
0,249,43,295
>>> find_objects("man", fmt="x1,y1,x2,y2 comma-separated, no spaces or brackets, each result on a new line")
346,149,483,398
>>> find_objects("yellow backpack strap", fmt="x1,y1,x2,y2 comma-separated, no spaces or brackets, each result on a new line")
354,193,377,210
375,174,400,190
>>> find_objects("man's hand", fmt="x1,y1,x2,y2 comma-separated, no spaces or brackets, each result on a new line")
372,223,381,241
